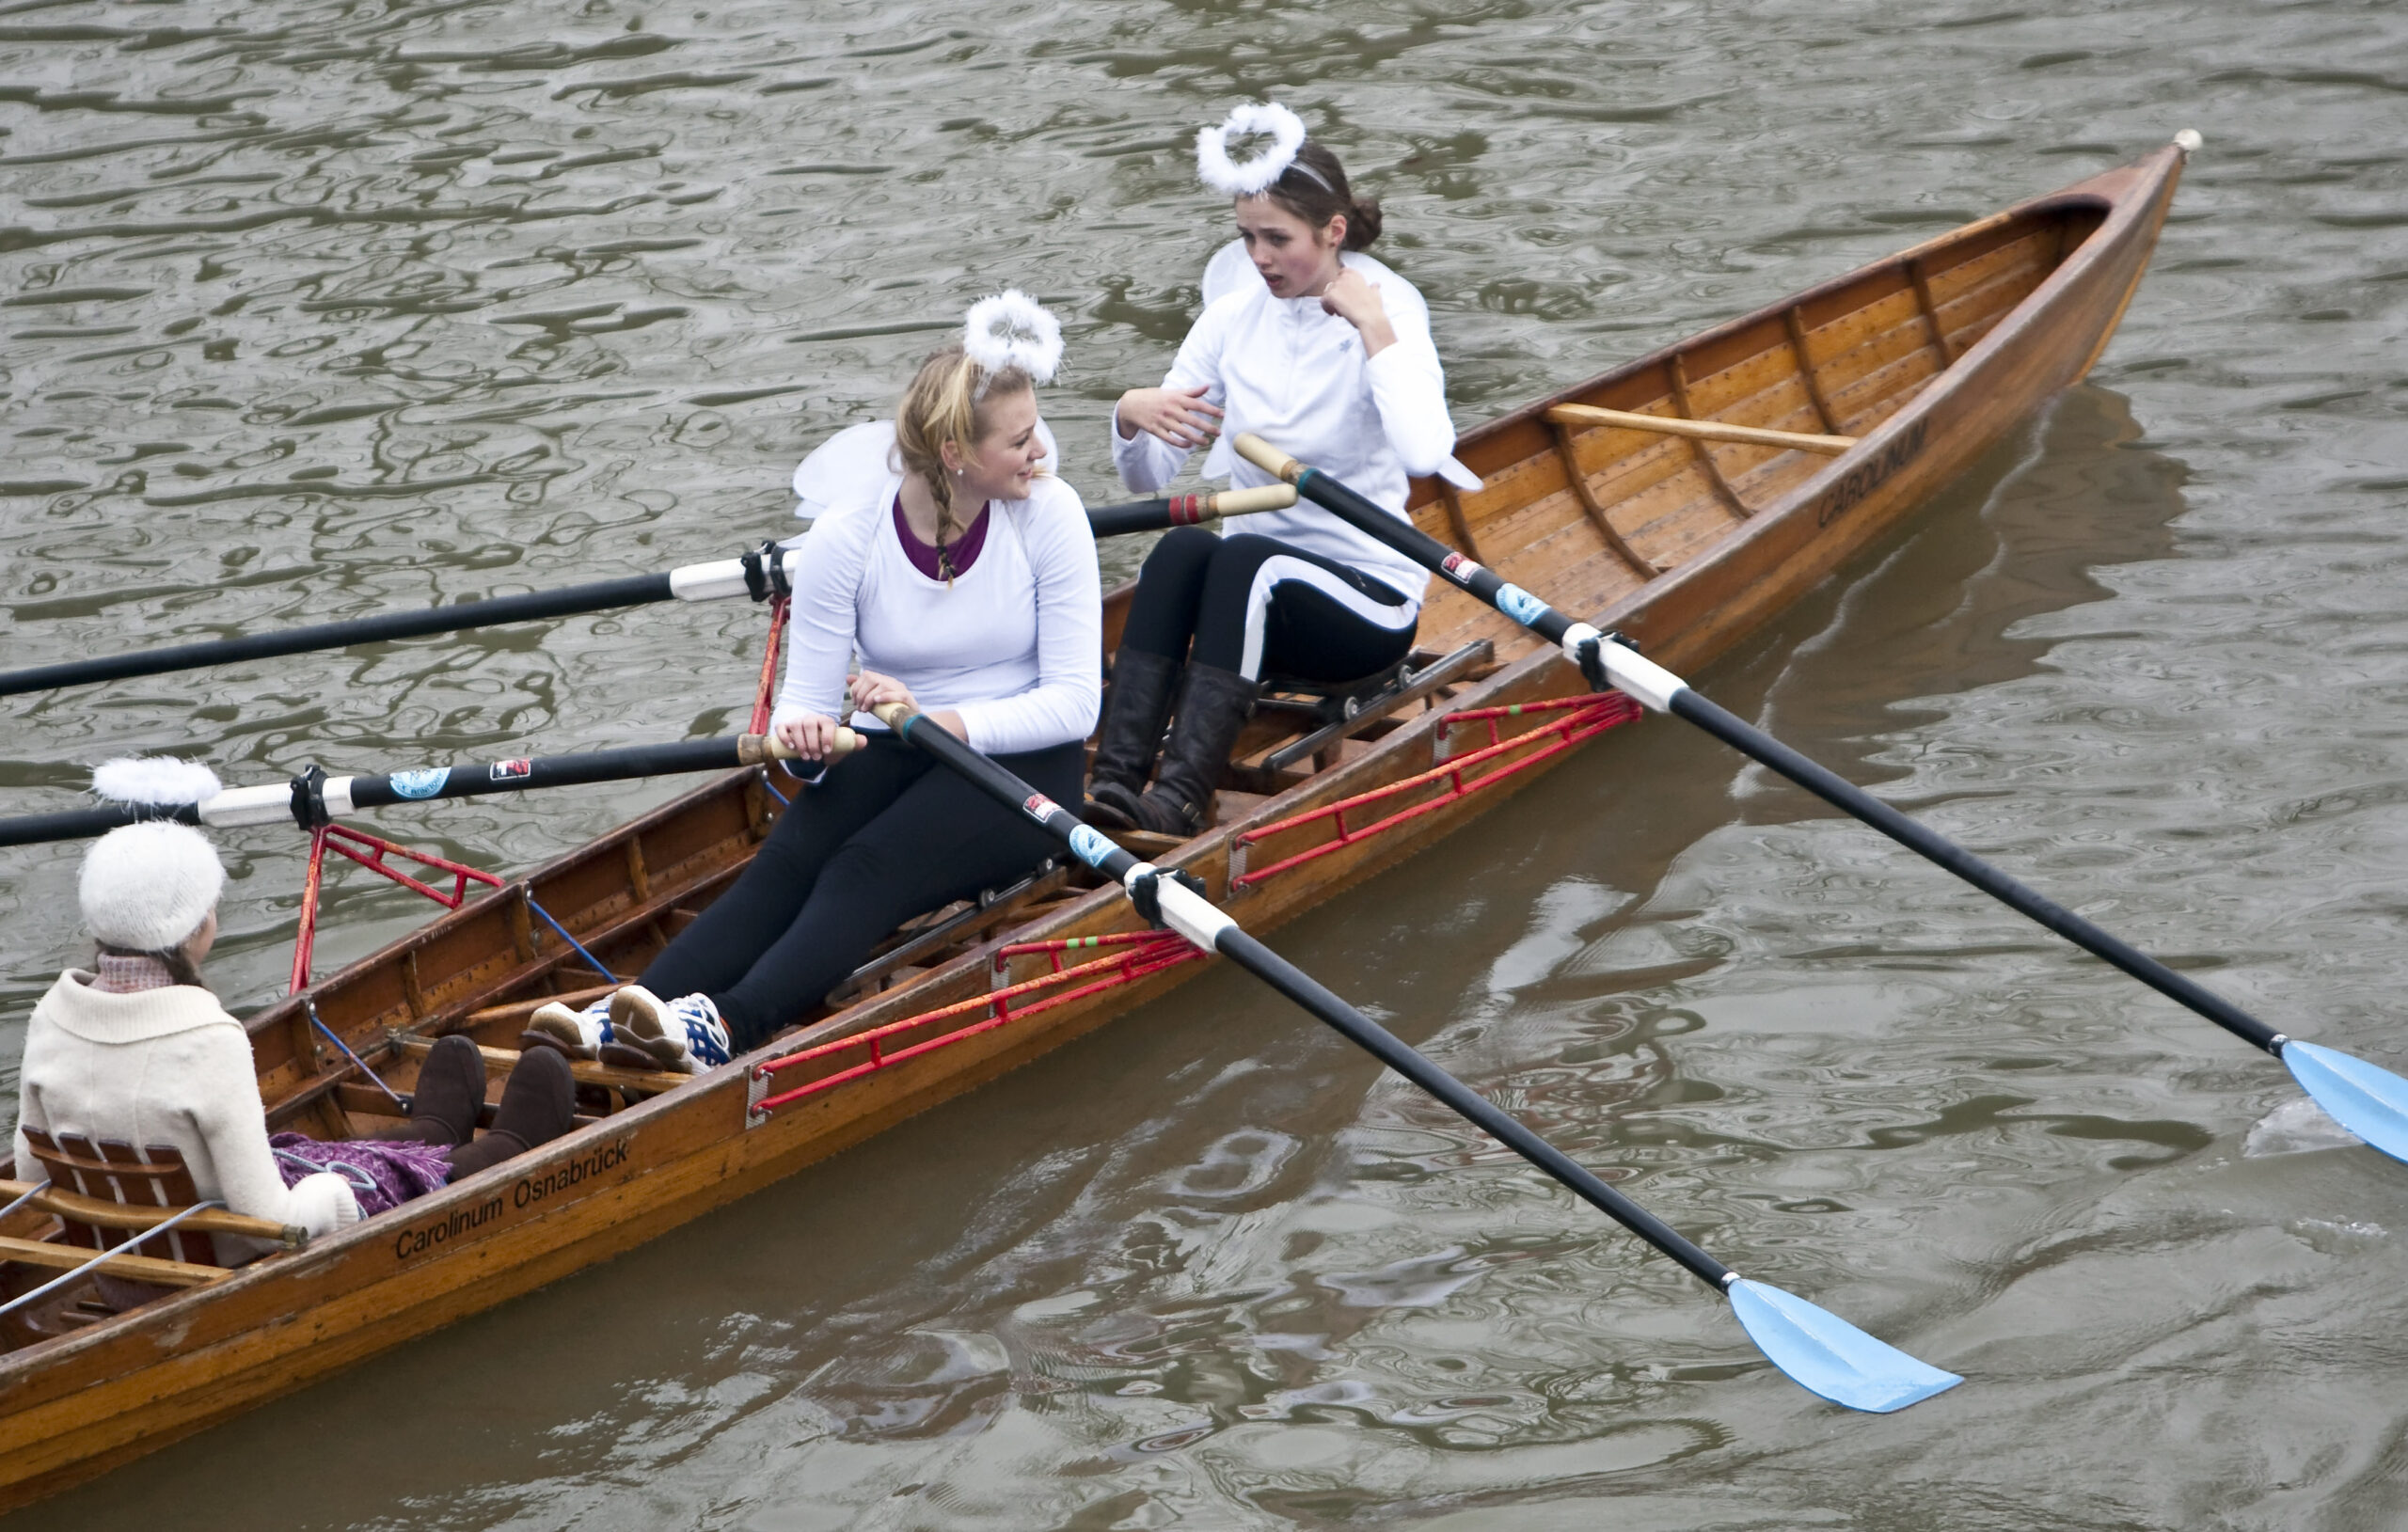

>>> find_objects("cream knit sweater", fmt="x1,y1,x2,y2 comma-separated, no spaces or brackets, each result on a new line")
10,971,359,1253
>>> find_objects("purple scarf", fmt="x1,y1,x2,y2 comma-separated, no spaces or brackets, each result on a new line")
270,1132,452,1217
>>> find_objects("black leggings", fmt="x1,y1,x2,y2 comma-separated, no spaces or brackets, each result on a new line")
639,735,1084,1052
1119,528,1418,683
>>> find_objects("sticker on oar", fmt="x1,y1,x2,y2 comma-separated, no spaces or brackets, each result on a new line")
1724,1279,1961,1414
2280,1040,2408,1163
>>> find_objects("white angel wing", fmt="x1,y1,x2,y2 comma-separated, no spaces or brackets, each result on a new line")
789,419,1061,529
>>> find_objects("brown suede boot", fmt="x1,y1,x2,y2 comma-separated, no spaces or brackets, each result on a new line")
372,1034,485,1146
443,1047,575,1179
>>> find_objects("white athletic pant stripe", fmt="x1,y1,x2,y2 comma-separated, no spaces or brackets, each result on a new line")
1239,556,1420,680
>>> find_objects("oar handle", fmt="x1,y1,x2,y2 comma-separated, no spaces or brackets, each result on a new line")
1244,432,2294,1061
736,726,865,766
1084,483,1299,539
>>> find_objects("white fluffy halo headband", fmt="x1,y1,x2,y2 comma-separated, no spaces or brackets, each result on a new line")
1195,101,1327,197
961,290,1063,396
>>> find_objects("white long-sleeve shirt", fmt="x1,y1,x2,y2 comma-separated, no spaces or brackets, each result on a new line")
12,972,360,1260
1114,247,1468,606
771,421,1101,756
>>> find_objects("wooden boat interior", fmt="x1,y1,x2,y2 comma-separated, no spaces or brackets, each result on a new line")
0,187,2118,1347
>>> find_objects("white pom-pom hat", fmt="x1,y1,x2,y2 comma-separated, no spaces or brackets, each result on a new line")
80,821,224,953
961,291,1064,395
1196,102,1313,197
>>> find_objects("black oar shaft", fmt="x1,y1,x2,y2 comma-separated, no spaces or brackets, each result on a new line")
1239,434,2289,1059
1,489,1293,702
1668,691,2284,1052
341,737,756,811
0,574,674,698
1216,925,1731,1287
0,802,198,848
877,706,1733,1291
0,734,808,847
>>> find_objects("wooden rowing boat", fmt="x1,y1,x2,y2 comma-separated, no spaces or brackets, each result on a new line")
0,139,2190,1508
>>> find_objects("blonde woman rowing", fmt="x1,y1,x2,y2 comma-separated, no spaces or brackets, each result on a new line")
534,295,1101,1069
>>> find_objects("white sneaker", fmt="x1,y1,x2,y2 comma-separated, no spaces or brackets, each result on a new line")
610,986,732,1074
525,993,613,1059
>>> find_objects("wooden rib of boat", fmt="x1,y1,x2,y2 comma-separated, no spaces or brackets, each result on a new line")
0,141,2189,1509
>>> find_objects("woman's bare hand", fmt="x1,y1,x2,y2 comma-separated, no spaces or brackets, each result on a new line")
1320,269,1396,357
773,713,845,763
1115,385,1225,450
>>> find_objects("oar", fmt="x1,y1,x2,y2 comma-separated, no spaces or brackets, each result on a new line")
1546,403,1857,456
1085,482,1297,538
0,490,1288,700
0,731,861,848
861,696,1959,1414
1233,432,2408,1164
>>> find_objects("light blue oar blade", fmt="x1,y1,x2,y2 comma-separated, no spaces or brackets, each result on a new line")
1724,1278,1960,1414
2282,1040,2408,1164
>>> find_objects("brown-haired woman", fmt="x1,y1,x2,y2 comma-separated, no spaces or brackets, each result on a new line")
1089,103,1480,836
531,294,1101,1070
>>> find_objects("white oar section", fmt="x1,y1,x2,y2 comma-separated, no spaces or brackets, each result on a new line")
666,547,806,603
193,783,298,829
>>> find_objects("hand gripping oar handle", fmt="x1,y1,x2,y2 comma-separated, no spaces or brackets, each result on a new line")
866,699,1957,1412
1235,434,2408,1168
0,728,862,847
1083,483,1299,539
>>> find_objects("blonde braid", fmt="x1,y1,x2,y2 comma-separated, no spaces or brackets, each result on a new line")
894,344,1034,579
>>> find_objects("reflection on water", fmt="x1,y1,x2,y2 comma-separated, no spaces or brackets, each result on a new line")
7,0,2408,1526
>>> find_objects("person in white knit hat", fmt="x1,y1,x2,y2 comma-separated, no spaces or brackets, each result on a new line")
11,822,576,1265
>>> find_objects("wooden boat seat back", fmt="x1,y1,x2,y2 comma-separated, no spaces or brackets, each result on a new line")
18,1130,226,1271
10,1129,234,1322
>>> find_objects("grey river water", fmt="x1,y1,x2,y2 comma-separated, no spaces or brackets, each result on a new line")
2,0,2405,1526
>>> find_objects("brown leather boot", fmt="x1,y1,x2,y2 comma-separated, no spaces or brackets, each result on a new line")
1085,648,1182,830
1123,662,1258,835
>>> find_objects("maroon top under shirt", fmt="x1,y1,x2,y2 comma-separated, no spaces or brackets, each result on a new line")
893,495,990,580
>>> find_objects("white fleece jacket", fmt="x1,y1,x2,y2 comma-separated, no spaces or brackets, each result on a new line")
11,972,360,1257
1112,250,1466,607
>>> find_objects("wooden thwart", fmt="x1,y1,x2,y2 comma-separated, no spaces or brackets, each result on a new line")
0,1235,224,1289
1546,403,1858,456
389,1033,690,1097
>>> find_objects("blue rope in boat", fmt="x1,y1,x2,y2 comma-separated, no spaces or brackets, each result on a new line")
760,773,790,806
528,895,620,983
308,998,409,1111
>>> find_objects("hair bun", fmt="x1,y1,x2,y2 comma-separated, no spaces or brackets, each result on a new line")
1343,196,1383,251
